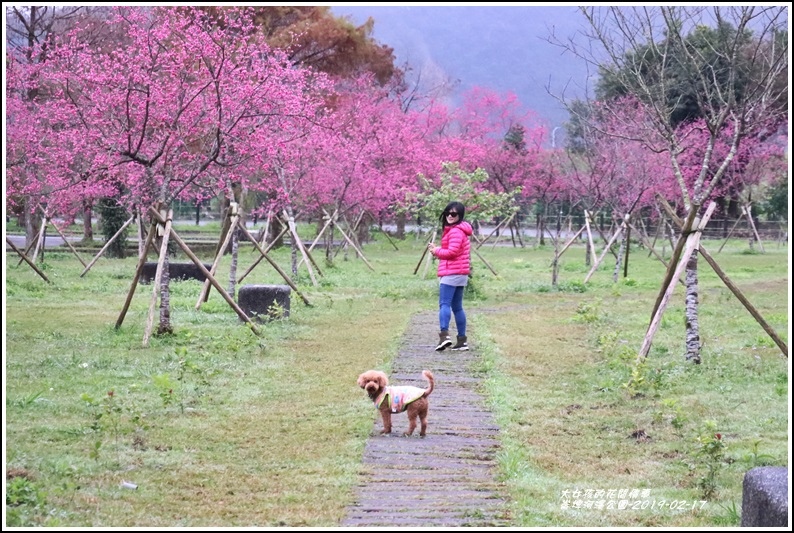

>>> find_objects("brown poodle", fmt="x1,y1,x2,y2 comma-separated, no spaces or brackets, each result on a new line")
357,369,435,437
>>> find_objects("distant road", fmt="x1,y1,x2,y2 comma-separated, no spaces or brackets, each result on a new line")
6,223,574,252
6,234,80,250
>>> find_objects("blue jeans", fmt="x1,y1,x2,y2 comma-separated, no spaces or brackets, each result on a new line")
439,283,466,336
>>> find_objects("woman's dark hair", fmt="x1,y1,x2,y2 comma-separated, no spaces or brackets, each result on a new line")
440,201,466,227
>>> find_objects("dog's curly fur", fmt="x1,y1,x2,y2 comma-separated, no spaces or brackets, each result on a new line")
357,369,435,437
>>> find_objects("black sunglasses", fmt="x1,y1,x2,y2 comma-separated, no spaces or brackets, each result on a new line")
446,211,459,217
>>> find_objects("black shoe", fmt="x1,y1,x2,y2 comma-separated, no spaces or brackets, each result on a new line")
451,335,468,351
435,331,452,351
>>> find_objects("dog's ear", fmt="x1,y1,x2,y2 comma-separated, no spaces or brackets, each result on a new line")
357,373,367,388
377,371,388,388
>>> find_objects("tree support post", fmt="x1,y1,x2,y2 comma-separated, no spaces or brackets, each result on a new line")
196,206,239,308
147,207,261,334
638,202,717,361
80,214,135,277
235,220,312,307
38,205,87,268
6,237,50,283
116,220,158,329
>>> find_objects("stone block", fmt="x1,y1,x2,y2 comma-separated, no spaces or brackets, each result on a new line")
238,284,291,323
741,466,788,527
139,262,213,284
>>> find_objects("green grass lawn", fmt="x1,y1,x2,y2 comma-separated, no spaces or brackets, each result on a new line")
4,230,789,526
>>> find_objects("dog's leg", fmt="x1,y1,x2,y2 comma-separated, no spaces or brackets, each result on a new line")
380,410,392,434
418,404,429,437
405,409,418,436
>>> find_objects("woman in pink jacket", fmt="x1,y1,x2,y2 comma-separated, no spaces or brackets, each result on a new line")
428,201,473,351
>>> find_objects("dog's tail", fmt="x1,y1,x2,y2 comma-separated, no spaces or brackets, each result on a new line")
421,370,435,398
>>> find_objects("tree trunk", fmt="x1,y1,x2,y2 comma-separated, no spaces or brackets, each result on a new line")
325,224,334,263
24,197,41,246
269,217,286,248
395,212,406,239
290,240,298,276
356,211,372,245
82,199,94,243
228,225,239,300
157,238,173,335
684,252,701,364
613,231,626,283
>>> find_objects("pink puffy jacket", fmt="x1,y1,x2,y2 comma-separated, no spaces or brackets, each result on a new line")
435,221,473,276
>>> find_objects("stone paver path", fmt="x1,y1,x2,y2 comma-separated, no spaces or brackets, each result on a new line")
343,312,510,527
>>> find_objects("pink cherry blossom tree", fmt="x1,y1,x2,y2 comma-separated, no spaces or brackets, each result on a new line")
567,6,788,362
8,6,333,335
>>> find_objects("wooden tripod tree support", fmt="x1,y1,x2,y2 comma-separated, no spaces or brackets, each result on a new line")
146,206,261,336
282,210,320,285
414,230,436,275
549,224,586,268
29,213,49,265
143,209,174,347
655,199,787,358
6,237,50,283
717,204,765,254
116,220,158,329
366,210,400,251
638,202,717,360
295,207,337,272
36,205,88,268
420,229,438,279
583,216,628,284
196,204,240,309
477,214,513,250
16,232,39,267
628,221,669,268
331,211,367,262
237,224,289,283
80,214,136,277
235,220,313,307
321,208,376,272
490,213,517,250
254,210,273,252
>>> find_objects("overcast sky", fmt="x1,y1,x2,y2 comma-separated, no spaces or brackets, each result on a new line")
330,4,595,129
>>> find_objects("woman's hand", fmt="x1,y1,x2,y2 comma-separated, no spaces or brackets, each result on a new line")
427,242,436,255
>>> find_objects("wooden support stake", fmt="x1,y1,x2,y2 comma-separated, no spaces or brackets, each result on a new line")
16,232,39,266
143,210,173,347
322,209,375,272
80,215,135,277
238,224,289,283
148,207,262,333
116,221,158,329
414,230,435,275
584,210,598,266
744,205,765,253
196,210,239,308
6,237,50,282
30,216,48,265
638,202,716,360
699,245,786,357
235,221,312,307
490,213,515,250
584,221,625,284
549,224,585,266
38,205,87,267
282,211,318,285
